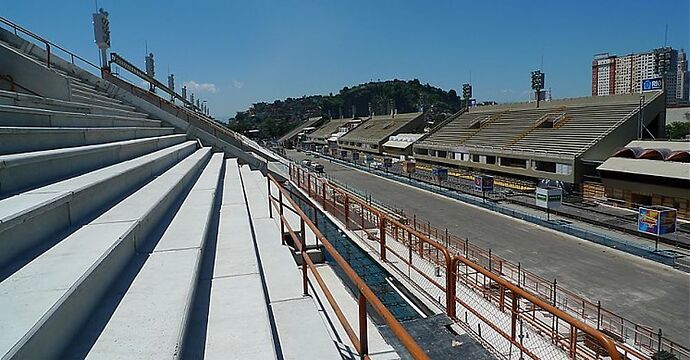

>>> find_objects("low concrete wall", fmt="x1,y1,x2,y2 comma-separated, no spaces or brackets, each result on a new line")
0,42,70,100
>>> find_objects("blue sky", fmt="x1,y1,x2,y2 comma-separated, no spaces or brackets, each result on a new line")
4,1,689,119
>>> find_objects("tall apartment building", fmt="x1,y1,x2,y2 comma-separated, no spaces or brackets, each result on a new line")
592,48,689,104
678,51,689,102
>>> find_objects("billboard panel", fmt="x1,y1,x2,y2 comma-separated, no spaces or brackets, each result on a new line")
535,187,562,209
432,168,448,181
642,78,663,91
474,175,494,192
639,206,677,235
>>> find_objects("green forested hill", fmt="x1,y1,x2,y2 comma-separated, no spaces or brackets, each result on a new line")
227,79,462,139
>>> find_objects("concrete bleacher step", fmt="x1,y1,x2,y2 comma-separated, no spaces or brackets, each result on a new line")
0,133,187,196
71,87,126,105
0,104,161,128
70,93,139,112
240,166,341,359
0,147,212,360
0,89,149,119
0,140,198,269
64,153,224,359
197,158,277,359
0,126,176,155
68,79,98,92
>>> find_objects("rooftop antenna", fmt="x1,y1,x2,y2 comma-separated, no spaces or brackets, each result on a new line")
664,24,668,47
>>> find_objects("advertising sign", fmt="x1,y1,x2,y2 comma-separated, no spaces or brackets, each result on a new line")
402,161,416,174
474,175,494,192
432,168,448,181
352,151,360,161
535,187,562,209
383,158,392,168
638,206,677,236
642,78,663,91
340,150,347,158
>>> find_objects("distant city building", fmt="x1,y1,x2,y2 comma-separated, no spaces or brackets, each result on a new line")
592,48,689,105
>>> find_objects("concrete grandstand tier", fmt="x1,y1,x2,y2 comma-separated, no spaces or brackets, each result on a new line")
0,133,187,195
0,89,150,119
413,92,666,184
64,153,224,359
304,117,362,146
240,165,343,359
0,104,162,128
338,112,424,155
277,116,325,146
0,126,176,155
0,141,198,268
0,147,212,359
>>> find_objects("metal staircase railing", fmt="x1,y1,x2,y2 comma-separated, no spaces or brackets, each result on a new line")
0,16,100,72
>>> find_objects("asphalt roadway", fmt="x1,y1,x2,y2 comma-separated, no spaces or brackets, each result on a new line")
287,150,690,348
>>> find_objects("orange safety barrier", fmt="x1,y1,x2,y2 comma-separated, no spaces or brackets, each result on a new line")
266,173,430,360
289,163,627,360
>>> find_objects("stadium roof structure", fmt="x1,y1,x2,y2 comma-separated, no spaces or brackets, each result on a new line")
339,112,423,146
277,116,324,144
598,140,690,180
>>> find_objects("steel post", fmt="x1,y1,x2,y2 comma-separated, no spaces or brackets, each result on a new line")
359,292,369,358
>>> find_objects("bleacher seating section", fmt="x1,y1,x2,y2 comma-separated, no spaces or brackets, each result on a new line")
0,26,347,359
417,94,660,158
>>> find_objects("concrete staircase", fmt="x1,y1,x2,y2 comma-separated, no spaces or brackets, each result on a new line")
0,24,347,360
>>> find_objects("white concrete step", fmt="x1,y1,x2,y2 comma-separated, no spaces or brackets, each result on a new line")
68,79,98,92
71,87,127,105
0,104,161,128
240,166,341,359
0,141,198,269
68,153,224,360
0,147,212,360
0,133,187,196
0,126,176,155
0,89,150,119
201,158,277,360
71,93,140,112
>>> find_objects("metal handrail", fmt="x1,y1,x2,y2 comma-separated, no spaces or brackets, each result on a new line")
290,164,626,360
451,255,622,360
299,156,689,358
266,173,430,360
0,16,100,71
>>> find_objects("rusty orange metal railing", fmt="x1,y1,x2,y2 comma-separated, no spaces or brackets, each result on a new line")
289,163,625,360
266,173,430,360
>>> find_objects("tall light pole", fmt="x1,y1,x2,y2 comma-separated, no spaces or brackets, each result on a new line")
462,83,472,110
531,70,545,108
92,8,110,71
